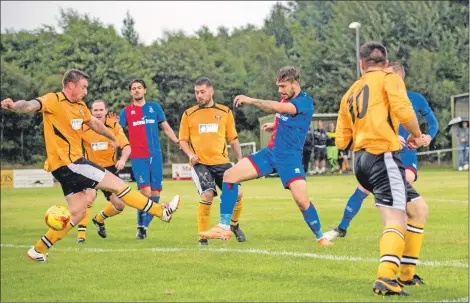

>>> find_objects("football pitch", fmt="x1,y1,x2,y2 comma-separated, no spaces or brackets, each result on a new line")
1,169,468,302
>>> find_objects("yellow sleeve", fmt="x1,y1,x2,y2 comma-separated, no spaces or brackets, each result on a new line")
81,104,92,123
36,93,58,113
115,123,130,149
226,110,238,142
335,92,354,150
384,74,415,124
179,111,190,141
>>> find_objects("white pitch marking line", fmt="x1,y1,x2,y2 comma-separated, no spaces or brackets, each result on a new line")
438,297,469,302
2,244,467,268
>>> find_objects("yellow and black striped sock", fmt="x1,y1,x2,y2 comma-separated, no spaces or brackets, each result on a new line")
95,202,123,224
34,221,76,254
198,200,212,239
377,225,405,280
77,204,92,239
116,186,163,217
231,199,243,226
399,221,425,281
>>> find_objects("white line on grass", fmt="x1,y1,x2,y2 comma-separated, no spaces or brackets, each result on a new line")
2,243,467,268
438,297,469,302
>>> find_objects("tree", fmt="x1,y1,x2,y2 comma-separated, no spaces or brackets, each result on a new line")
121,10,139,46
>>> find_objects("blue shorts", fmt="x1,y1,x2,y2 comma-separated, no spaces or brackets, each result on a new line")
400,150,418,181
247,147,305,189
130,154,163,191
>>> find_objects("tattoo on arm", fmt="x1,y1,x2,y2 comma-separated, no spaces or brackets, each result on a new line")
252,99,277,113
13,100,41,113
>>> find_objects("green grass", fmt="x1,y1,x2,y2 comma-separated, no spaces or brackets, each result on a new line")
1,169,468,302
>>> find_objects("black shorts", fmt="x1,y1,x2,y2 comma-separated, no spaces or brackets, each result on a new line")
354,150,420,210
99,165,119,201
314,147,326,161
339,149,349,157
190,163,233,196
51,158,105,197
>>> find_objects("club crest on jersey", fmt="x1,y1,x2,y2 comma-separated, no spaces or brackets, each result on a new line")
131,110,136,115
71,119,83,130
79,109,84,117
295,168,301,174
215,115,221,120
149,107,154,113
199,123,219,133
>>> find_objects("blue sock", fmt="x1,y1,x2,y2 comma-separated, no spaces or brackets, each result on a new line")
144,196,160,228
220,182,238,226
338,187,369,231
301,202,323,240
137,210,145,227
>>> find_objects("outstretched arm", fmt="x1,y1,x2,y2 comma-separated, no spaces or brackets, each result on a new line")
1,98,41,113
234,95,297,115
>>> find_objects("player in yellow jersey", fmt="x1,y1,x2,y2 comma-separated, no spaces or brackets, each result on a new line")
179,77,246,245
335,42,427,296
1,69,180,262
75,99,131,243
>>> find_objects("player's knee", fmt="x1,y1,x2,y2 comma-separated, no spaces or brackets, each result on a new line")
86,190,97,205
223,168,236,183
71,208,86,224
201,191,214,202
408,198,428,222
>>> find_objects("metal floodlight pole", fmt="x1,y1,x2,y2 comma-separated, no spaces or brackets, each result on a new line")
348,21,361,174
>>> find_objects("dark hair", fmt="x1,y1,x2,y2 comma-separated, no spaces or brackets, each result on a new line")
128,79,146,90
359,42,387,66
389,61,405,75
91,99,107,109
276,66,300,83
62,69,89,87
194,77,213,87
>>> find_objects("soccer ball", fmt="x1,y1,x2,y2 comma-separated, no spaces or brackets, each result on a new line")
45,205,71,231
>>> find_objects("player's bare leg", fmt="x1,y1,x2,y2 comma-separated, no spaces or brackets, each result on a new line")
199,157,258,240
289,179,332,246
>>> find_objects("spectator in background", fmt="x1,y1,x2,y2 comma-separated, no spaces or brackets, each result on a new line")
456,121,469,171
313,121,327,174
326,123,339,173
302,125,314,174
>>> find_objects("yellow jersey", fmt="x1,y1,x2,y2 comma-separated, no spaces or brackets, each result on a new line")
36,92,91,172
82,117,130,167
179,103,238,166
336,70,415,155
